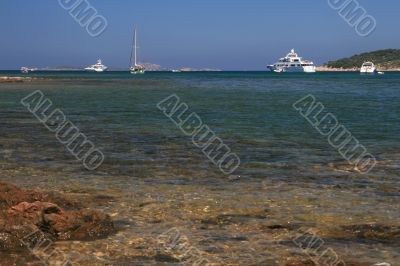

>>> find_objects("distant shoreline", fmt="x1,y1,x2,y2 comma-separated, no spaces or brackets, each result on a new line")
316,66,400,72
1,70,400,79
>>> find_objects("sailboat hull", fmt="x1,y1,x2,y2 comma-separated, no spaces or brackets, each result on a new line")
130,70,145,74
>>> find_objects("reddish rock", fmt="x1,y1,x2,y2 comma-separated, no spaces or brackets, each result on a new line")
0,182,45,209
0,182,115,251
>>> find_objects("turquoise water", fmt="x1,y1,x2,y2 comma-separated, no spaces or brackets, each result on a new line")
0,71,399,265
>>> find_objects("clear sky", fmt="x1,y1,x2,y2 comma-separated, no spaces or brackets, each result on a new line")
1,0,399,70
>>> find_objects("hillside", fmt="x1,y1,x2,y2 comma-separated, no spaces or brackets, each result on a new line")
323,49,400,70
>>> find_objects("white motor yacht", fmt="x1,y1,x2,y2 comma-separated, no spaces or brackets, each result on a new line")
85,59,108,72
20,67,37,73
267,49,316,73
360,62,376,74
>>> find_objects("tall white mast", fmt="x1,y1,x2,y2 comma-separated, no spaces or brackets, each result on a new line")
134,27,137,66
129,26,138,68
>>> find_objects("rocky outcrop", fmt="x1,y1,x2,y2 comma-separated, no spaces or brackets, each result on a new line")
341,224,400,241
0,76,46,83
0,182,114,250
315,66,359,72
316,66,400,72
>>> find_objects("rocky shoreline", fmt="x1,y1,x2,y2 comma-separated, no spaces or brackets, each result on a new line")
316,66,400,72
0,182,114,253
0,76,48,83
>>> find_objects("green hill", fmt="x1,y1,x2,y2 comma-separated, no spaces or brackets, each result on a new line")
325,49,400,69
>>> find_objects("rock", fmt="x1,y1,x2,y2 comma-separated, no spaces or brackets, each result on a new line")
0,76,45,83
0,182,45,209
0,182,115,252
201,213,267,226
341,224,400,241
8,201,59,222
285,260,316,266
46,209,114,240
285,259,364,266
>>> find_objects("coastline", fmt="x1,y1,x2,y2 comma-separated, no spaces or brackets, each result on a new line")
316,66,400,72
0,76,47,83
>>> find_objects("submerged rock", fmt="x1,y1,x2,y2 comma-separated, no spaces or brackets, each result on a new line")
285,259,365,266
0,182,45,209
0,182,115,251
341,224,400,241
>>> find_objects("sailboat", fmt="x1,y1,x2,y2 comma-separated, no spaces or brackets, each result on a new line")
129,27,145,74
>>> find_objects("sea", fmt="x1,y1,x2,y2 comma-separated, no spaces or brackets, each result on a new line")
0,71,399,265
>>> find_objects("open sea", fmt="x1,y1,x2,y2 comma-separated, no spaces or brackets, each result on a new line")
0,71,399,265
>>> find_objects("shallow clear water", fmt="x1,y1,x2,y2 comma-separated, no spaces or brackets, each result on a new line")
0,71,399,265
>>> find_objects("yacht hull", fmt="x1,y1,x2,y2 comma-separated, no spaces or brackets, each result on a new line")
360,68,376,74
130,70,145,74
85,69,107,72
268,65,316,73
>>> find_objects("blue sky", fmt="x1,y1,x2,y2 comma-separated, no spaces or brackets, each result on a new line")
0,0,399,70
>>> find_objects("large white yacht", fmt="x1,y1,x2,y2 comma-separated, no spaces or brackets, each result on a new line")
267,49,316,73
85,59,108,72
360,62,376,74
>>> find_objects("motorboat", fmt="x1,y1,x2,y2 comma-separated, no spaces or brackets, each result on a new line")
85,59,108,72
360,62,376,74
267,49,316,73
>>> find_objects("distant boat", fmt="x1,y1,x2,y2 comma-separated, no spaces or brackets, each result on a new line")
171,69,181,73
21,67,29,73
85,59,108,72
267,49,316,73
20,67,38,73
129,27,145,74
377,71,385,75
360,62,376,74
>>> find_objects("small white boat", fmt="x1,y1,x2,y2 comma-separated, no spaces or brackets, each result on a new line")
85,59,108,72
360,62,376,74
20,67,37,73
129,27,145,74
21,67,29,73
377,71,384,75
267,49,316,73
